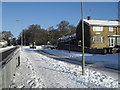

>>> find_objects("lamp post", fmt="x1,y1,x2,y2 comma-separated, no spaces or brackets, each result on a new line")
69,36,71,53
81,0,85,75
16,20,23,47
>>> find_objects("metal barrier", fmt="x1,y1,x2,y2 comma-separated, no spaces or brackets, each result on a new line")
0,47,20,89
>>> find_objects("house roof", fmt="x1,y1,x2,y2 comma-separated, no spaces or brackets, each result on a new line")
83,19,120,26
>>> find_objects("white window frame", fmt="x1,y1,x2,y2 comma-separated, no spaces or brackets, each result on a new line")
109,27,114,32
93,36,104,43
117,37,120,46
109,37,116,47
93,26,103,32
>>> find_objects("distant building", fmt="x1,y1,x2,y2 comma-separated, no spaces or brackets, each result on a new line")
58,33,76,42
57,33,78,46
0,32,2,40
0,32,8,47
76,18,120,49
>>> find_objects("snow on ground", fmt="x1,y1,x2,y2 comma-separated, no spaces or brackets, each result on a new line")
10,46,119,88
10,50,45,88
41,47,119,70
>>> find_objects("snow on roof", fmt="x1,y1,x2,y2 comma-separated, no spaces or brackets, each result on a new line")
83,19,120,26
59,33,76,40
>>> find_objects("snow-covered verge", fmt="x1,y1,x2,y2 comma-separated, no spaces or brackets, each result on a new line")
33,52,119,88
10,47,119,88
41,47,119,70
0,46,15,53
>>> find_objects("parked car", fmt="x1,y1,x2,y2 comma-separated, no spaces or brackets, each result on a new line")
29,42,36,49
50,45,58,49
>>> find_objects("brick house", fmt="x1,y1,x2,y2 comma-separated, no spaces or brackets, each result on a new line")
76,18,120,49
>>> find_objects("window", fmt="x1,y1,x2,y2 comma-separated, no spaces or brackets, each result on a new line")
93,36,104,43
109,27,114,32
117,37,120,45
109,37,115,47
93,26,103,32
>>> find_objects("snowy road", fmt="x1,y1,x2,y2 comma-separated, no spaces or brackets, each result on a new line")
11,47,119,88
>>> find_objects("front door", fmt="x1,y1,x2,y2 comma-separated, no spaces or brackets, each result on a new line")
109,37,116,47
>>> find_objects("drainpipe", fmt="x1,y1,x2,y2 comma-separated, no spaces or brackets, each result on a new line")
116,26,118,46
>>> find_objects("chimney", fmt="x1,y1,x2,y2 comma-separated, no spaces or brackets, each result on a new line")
87,16,91,20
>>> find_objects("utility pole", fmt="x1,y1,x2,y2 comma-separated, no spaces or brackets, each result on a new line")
81,0,85,75
23,30,25,46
